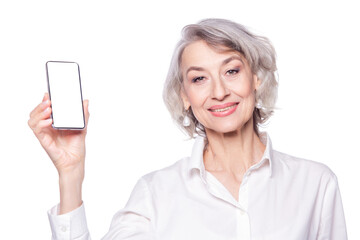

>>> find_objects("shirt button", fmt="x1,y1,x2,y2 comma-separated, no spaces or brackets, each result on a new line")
60,226,67,232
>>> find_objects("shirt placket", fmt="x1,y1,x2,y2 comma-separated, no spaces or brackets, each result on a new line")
236,172,251,240
203,170,252,240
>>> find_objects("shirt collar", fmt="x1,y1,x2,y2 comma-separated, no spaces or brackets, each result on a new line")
188,132,274,178
254,132,274,177
188,136,207,180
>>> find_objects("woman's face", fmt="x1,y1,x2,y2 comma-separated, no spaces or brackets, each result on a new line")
180,40,260,134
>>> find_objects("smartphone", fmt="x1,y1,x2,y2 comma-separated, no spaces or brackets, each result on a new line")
46,61,85,129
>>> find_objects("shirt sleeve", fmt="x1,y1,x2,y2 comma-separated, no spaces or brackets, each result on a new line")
317,173,347,240
101,177,155,239
47,177,154,240
48,203,90,240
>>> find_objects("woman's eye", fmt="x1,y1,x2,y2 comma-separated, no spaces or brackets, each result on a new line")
192,76,205,83
226,69,239,75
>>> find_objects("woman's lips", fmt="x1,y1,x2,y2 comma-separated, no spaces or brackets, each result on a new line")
208,102,239,117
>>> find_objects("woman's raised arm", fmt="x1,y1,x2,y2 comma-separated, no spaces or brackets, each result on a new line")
28,93,90,214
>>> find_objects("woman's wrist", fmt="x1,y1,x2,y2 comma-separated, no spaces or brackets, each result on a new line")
58,165,84,214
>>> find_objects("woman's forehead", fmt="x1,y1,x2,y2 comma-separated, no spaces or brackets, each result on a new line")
180,40,247,69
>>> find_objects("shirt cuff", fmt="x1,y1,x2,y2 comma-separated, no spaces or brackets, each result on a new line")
48,203,90,240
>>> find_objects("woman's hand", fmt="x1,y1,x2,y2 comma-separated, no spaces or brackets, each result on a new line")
28,93,90,214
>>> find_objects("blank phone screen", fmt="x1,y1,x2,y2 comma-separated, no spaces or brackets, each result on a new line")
46,61,85,129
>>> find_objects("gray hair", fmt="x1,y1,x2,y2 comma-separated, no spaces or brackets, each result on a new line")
163,18,278,138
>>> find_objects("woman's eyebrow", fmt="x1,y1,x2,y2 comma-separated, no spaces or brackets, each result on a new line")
186,66,205,75
222,56,244,65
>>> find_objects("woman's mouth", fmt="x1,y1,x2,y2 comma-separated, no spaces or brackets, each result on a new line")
208,102,239,117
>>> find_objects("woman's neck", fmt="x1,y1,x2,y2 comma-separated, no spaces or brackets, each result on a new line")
203,120,265,177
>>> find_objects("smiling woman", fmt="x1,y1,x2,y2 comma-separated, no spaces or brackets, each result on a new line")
28,18,347,239
181,41,260,135
163,19,278,137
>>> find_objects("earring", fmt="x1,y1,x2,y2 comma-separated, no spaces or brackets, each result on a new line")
255,102,262,109
255,91,262,109
182,110,191,127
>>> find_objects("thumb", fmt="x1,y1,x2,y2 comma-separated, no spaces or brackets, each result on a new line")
83,100,90,129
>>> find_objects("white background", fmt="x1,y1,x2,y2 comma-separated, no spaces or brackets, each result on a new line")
0,0,359,239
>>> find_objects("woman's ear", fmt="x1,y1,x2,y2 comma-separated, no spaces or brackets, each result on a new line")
253,74,261,90
180,89,191,110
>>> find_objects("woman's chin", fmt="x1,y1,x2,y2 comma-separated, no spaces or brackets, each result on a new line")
205,124,243,135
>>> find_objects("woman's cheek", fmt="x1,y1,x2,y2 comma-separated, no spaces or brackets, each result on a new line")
229,79,253,96
188,86,209,106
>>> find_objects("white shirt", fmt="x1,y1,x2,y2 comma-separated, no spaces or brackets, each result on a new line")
48,134,347,239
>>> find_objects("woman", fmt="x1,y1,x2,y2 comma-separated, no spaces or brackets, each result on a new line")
28,19,347,239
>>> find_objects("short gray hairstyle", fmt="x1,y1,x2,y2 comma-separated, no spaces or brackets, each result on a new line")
163,18,278,138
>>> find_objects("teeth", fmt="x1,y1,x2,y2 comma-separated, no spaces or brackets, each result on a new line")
211,104,236,112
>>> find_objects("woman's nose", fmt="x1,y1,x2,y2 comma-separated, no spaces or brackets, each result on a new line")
211,77,230,101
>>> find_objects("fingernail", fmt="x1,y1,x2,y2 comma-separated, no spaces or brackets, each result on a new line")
42,100,49,106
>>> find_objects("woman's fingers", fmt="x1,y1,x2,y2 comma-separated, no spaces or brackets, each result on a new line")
28,103,51,129
30,93,49,114
28,94,52,131
29,94,50,118
33,118,53,136
29,109,53,141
